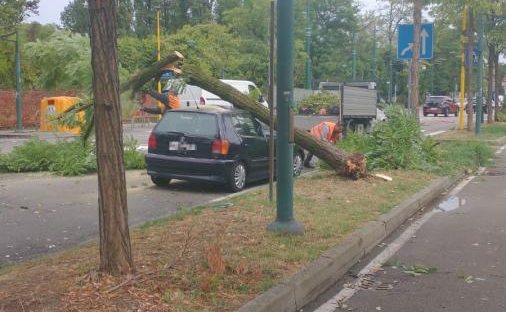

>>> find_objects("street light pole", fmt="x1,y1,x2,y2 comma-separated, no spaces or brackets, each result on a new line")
267,0,303,235
372,25,377,82
304,0,312,89
15,29,22,131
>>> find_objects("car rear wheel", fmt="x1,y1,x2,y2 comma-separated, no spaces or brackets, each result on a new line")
443,108,449,117
228,162,247,192
293,152,304,177
151,176,171,187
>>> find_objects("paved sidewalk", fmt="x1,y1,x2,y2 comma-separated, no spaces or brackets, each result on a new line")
334,147,506,311
0,122,156,153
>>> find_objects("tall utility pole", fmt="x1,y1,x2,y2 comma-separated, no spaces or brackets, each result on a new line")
352,32,357,81
0,31,22,130
268,0,275,203
388,41,393,103
15,30,22,131
410,0,422,118
155,6,163,111
304,0,312,89
475,12,484,135
466,11,474,131
372,25,377,82
267,0,303,235
459,7,467,130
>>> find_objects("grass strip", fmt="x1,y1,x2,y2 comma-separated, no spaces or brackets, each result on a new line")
0,170,433,312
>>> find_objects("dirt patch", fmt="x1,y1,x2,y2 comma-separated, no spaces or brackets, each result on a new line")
0,170,433,312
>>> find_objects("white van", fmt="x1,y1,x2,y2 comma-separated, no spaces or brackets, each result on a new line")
179,79,268,109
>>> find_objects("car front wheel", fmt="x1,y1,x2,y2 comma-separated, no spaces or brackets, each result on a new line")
228,162,247,192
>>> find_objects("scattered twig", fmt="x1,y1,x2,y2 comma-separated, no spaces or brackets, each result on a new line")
106,225,193,293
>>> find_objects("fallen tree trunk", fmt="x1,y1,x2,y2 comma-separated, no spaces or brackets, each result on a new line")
120,51,184,94
66,51,366,177
183,64,367,178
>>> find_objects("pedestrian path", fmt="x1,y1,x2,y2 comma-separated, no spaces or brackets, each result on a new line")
315,144,506,312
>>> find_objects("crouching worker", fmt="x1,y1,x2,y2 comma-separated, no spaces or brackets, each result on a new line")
140,88,181,115
303,121,342,168
140,64,183,115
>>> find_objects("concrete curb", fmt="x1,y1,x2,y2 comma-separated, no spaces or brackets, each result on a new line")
237,173,465,312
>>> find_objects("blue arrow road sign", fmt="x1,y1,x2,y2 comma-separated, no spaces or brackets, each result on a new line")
397,23,434,60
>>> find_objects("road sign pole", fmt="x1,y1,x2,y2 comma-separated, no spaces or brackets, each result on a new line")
267,0,303,235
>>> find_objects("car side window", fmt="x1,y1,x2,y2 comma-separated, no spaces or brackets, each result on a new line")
230,113,263,137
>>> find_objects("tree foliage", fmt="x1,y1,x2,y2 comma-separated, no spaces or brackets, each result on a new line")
0,0,39,31
24,31,92,90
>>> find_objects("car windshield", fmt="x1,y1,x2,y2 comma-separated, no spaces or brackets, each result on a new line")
427,96,446,103
156,111,218,138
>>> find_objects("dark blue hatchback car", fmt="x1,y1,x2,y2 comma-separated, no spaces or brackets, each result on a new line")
145,106,304,192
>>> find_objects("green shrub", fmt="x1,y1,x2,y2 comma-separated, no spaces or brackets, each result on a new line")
123,136,146,170
0,137,146,176
495,109,506,122
365,105,437,170
336,105,440,172
0,138,57,172
297,91,340,113
48,141,96,176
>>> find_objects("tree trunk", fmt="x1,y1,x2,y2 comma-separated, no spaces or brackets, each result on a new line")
487,44,495,124
88,0,133,275
183,64,367,178
466,11,474,131
410,0,422,119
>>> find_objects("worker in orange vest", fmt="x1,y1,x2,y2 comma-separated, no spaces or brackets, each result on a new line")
304,121,342,168
140,65,182,114
140,89,180,114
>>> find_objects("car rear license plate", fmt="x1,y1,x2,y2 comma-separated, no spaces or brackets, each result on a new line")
169,141,196,151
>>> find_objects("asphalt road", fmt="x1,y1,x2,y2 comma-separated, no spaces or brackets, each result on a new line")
0,115,463,264
0,171,229,263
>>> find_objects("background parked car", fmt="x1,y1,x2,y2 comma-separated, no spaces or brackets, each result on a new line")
423,96,459,117
178,80,268,109
145,106,304,192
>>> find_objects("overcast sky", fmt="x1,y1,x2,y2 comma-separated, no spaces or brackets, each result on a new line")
27,0,382,25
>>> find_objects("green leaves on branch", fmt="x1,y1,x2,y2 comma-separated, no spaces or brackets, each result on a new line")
0,0,39,31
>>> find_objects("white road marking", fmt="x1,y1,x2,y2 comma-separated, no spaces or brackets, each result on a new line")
314,174,478,312
495,145,506,155
427,130,446,137
136,144,148,151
